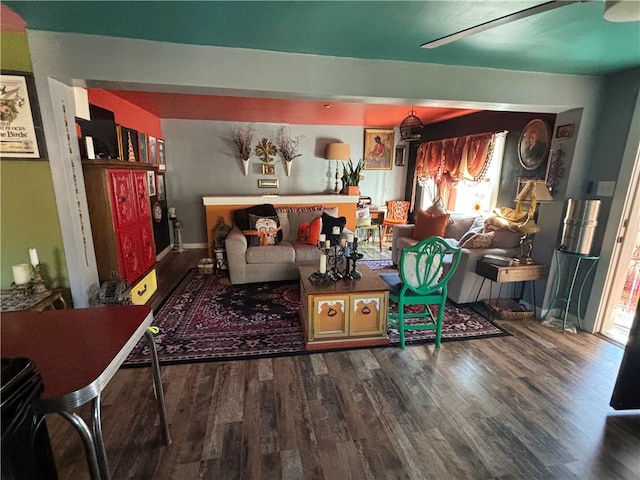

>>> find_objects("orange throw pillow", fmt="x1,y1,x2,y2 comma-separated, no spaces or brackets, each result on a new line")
298,217,322,245
412,211,450,240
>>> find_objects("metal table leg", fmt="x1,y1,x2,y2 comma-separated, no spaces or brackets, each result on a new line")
145,329,171,445
59,410,105,480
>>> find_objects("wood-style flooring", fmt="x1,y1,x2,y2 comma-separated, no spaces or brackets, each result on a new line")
45,247,640,480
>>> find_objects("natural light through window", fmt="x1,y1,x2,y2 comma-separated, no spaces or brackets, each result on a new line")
420,131,507,214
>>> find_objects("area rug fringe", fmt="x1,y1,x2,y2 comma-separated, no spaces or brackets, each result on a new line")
124,263,509,367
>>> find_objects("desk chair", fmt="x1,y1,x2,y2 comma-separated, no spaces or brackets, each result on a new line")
382,200,410,243
380,236,462,348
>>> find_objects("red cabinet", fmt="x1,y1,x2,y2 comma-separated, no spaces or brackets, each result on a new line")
83,161,156,285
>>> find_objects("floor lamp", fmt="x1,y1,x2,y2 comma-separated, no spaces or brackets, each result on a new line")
324,143,351,194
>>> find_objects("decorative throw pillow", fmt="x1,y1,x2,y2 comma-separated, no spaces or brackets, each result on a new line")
458,216,486,245
247,214,281,246
321,212,347,237
459,231,495,249
412,210,450,240
297,217,323,245
234,204,283,243
426,198,454,225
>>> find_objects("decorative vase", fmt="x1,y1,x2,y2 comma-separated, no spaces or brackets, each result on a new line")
285,160,292,177
241,158,249,176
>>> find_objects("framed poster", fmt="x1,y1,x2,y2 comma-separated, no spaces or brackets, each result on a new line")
157,138,166,171
139,132,148,163
518,119,550,170
156,174,165,201
0,72,45,159
148,136,157,164
363,128,394,170
117,126,139,162
147,170,156,196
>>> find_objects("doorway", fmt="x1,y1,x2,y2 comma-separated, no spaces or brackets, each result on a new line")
597,147,640,346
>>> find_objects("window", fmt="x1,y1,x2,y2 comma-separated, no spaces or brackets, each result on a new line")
420,131,507,214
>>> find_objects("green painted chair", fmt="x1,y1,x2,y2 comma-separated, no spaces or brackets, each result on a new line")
380,236,462,349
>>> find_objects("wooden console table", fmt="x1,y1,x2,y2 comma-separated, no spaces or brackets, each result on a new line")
298,264,390,350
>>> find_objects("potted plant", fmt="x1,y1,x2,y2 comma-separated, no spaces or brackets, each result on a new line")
341,158,364,196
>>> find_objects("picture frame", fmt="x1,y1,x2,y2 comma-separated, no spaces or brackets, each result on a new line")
138,132,148,163
262,164,275,175
148,136,157,164
0,71,46,160
156,174,165,201
147,170,156,196
258,179,279,188
395,143,406,166
518,119,550,171
157,138,166,171
117,125,139,162
555,123,574,139
363,128,394,170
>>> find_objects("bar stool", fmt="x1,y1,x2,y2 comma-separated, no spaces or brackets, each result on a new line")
356,223,383,252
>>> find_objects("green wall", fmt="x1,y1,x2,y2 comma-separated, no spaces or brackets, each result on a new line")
1,30,69,292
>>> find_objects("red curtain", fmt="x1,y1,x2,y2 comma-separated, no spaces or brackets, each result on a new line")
413,132,496,210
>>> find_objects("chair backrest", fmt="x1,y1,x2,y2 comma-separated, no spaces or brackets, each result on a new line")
386,200,410,222
399,236,462,295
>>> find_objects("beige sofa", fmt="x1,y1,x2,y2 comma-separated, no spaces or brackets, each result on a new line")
391,212,521,304
225,205,351,285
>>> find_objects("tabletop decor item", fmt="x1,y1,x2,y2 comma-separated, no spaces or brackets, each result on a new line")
231,124,254,176
310,231,362,284
276,125,303,177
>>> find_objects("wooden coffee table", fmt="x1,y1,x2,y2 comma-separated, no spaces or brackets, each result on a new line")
298,264,390,350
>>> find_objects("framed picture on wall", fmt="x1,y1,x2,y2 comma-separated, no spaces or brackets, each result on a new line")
148,136,157,164
139,132,148,163
0,71,46,160
147,170,156,196
518,119,550,170
117,125,139,162
363,128,394,170
156,174,165,201
157,138,166,171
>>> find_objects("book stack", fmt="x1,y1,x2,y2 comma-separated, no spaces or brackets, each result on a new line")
482,254,514,266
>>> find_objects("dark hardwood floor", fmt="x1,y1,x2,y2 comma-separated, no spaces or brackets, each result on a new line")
46,248,640,479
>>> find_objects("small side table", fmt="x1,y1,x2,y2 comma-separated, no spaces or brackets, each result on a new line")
542,249,600,332
475,261,549,316
1,288,67,312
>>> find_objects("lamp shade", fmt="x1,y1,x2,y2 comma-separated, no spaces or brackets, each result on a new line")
604,0,640,22
516,179,554,203
325,143,350,161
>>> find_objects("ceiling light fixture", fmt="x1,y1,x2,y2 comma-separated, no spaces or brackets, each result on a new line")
604,0,640,22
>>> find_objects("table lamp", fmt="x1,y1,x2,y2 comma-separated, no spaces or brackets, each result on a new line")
324,143,351,194
515,179,554,264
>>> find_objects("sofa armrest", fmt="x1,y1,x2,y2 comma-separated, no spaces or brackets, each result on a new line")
391,224,415,264
225,227,248,283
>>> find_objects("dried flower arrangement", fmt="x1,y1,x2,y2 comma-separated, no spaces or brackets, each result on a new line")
231,124,255,160
276,126,304,162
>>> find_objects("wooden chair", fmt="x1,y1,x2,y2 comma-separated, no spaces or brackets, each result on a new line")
382,200,410,242
380,236,462,348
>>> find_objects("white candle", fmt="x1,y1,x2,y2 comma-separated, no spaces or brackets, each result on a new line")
347,233,354,243
341,238,347,247
12,263,31,285
332,226,340,235
319,233,326,243
325,240,331,249
29,248,39,267
319,254,327,274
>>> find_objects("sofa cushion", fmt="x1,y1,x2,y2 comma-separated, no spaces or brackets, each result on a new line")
234,204,283,243
491,230,522,248
321,211,347,237
297,216,322,245
293,242,323,262
444,213,480,240
245,242,296,264
458,216,486,245
247,214,281,246
280,206,333,242
412,211,450,240
460,231,494,248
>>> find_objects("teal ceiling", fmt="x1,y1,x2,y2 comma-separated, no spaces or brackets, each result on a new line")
4,0,640,76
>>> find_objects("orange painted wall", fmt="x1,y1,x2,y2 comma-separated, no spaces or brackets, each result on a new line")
87,88,162,139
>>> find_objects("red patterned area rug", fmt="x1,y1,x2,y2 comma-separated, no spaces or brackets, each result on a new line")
123,262,510,367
